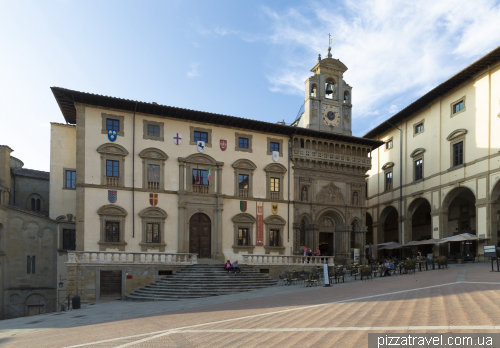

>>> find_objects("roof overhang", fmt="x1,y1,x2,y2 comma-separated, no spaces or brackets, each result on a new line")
363,45,500,139
51,87,384,149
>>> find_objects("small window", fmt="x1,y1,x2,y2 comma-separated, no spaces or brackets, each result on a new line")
453,142,463,167
453,101,464,114
415,159,423,181
146,223,160,243
63,229,76,250
270,142,280,152
238,228,249,246
386,140,393,149
269,229,280,247
415,123,423,134
158,270,172,276
385,172,393,191
31,198,35,211
238,137,249,149
192,169,208,186
147,124,160,137
238,174,249,197
147,164,160,184
194,131,208,143
106,160,119,177
270,178,280,192
105,221,120,242
300,139,305,148
106,119,120,132
65,170,76,189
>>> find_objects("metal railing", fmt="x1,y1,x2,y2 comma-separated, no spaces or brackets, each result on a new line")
1,295,72,321
270,192,279,200
238,189,248,197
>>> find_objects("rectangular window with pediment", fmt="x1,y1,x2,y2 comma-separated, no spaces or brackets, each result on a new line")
105,221,120,242
269,229,280,247
147,164,160,190
238,228,249,246
385,171,393,191
146,223,160,243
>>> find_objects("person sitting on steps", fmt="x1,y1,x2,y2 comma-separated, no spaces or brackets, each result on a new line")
232,260,241,274
224,260,233,273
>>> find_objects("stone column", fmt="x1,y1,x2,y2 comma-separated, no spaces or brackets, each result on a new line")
292,222,301,255
178,163,185,191
214,197,224,261
177,196,187,253
216,167,222,194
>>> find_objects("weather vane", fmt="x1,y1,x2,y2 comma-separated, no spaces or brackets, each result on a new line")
328,33,334,46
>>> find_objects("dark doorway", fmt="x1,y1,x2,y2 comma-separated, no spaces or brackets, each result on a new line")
319,232,334,256
100,271,122,300
189,213,211,258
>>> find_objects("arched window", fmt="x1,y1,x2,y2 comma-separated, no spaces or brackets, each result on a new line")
300,139,304,148
27,256,31,274
36,199,41,211
31,198,35,211
344,90,350,103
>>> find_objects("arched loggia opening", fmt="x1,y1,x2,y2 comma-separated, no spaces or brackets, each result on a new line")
379,206,399,258
442,187,477,257
490,179,500,248
365,213,373,260
408,198,432,257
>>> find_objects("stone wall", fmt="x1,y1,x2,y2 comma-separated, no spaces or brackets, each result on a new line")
11,176,50,216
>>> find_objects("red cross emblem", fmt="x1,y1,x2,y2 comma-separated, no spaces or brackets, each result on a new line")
173,133,182,145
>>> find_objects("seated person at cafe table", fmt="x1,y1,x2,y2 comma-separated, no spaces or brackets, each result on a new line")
383,260,395,276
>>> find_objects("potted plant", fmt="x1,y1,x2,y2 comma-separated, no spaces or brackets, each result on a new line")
456,254,463,264
360,265,371,279
405,259,415,271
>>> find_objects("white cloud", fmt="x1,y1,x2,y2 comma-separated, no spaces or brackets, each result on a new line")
187,63,200,78
262,0,500,134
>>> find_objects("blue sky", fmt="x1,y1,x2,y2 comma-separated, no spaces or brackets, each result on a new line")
1,0,500,171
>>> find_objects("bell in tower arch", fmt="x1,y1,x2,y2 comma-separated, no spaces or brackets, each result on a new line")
325,83,334,95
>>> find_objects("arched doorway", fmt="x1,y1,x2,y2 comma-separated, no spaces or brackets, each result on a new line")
490,179,500,248
189,213,211,258
442,187,476,257
408,198,432,257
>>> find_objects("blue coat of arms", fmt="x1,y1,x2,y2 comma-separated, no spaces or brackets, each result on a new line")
108,190,117,203
108,129,117,142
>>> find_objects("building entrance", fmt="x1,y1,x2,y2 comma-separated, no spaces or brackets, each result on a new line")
319,232,334,256
189,213,211,258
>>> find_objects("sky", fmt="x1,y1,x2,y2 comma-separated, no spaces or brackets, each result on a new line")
1,0,500,172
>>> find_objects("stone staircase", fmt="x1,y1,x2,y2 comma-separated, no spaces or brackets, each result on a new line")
126,264,277,301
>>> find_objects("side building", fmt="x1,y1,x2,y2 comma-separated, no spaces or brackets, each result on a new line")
50,48,382,302
364,45,500,260
0,146,57,319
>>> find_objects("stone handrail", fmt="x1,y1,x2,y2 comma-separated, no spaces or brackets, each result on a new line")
243,255,334,266
292,149,371,166
67,252,198,265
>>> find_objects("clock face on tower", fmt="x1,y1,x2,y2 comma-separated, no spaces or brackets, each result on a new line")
322,105,340,127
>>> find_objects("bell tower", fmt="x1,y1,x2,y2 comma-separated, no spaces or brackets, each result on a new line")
297,42,352,135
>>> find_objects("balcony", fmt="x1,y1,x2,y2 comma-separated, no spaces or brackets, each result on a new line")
148,181,160,190
106,177,119,186
67,251,198,265
243,255,335,266
292,149,371,166
270,191,279,200
238,189,249,197
192,185,209,194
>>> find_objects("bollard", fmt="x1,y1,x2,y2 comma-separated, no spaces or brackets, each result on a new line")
492,257,495,272
72,294,81,310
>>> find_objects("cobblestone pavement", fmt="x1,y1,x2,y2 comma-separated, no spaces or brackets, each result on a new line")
1,263,500,348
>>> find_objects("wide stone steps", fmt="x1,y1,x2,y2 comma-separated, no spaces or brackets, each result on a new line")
126,264,277,301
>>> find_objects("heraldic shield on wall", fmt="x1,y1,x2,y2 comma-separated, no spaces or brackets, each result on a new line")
272,151,279,162
173,133,182,145
149,193,158,206
240,201,247,212
271,203,278,214
108,190,117,203
220,139,227,151
197,141,205,152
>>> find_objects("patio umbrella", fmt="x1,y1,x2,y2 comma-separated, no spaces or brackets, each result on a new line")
415,239,441,245
401,240,421,247
378,242,402,250
439,234,478,243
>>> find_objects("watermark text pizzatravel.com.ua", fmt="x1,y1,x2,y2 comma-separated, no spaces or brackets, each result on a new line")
368,333,500,348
